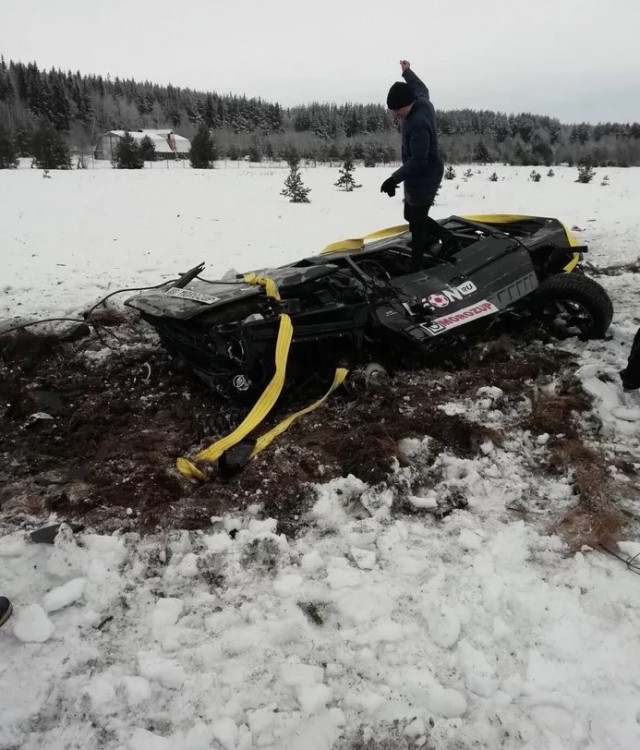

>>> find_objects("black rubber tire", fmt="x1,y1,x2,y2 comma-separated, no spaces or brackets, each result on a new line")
534,273,613,339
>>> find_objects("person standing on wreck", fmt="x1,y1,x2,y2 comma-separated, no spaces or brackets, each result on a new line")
380,60,456,271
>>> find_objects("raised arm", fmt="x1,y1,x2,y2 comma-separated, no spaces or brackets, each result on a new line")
400,60,430,100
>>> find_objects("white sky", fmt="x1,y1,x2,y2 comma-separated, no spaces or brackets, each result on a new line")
2,0,640,123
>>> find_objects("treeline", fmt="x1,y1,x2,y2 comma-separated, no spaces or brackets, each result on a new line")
1,56,640,167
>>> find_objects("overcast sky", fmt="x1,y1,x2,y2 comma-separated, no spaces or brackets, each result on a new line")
2,0,640,123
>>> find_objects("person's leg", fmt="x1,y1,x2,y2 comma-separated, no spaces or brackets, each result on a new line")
405,201,458,270
404,202,430,271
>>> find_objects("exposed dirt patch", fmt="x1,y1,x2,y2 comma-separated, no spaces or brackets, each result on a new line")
553,505,630,553
589,260,640,276
1,316,636,547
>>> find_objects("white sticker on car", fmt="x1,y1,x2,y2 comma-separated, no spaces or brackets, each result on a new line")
421,300,499,336
165,287,220,305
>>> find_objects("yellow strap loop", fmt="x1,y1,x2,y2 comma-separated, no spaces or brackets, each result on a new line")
244,272,281,300
176,457,207,481
461,213,536,224
321,224,410,255
250,368,349,458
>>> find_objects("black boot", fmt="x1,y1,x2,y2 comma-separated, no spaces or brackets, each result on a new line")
620,368,640,391
0,597,12,627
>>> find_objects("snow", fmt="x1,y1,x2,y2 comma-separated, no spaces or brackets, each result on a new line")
12,603,54,643
42,578,86,613
1,163,640,749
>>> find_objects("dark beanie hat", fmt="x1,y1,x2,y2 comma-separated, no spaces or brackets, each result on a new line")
386,81,415,110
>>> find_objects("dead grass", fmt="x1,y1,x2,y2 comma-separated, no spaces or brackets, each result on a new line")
553,505,629,553
529,393,592,436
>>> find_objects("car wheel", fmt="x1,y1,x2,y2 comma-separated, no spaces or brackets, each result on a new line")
534,273,613,339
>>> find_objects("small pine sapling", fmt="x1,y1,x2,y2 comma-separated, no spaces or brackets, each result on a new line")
281,152,311,203
335,156,361,191
576,164,595,183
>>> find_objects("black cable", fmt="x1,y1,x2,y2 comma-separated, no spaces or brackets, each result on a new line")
0,317,90,337
83,278,181,318
0,278,182,338
598,544,640,576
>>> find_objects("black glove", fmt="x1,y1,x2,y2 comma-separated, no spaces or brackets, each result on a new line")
380,178,397,197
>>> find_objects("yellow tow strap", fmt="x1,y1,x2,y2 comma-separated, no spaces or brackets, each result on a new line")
243,272,281,300
177,268,348,480
176,312,293,478
321,224,410,255
251,367,348,457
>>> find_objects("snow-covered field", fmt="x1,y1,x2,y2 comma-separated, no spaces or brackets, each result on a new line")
1,164,640,750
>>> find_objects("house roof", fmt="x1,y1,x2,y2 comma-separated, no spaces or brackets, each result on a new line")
102,130,190,153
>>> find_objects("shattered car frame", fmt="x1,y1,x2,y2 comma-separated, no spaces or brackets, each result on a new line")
126,215,613,401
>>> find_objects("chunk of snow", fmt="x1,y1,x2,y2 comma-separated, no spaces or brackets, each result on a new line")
211,717,238,750
477,386,504,401
150,597,183,629
177,552,199,577
42,577,86,612
480,439,494,455
137,651,185,689
204,532,232,553
184,721,214,750
273,573,303,597
458,639,497,697
326,566,362,589
300,550,324,572
408,494,438,510
296,683,332,714
130,728,172,750
404,718,426,737
13,604,54,643
281,663,324,686
423,601,462,648
537,432,550,445
122,676,151,707
86,674,117,712
458,529,483,551
350,547,376,569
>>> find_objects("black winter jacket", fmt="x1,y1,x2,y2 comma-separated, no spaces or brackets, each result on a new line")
391,69,444,204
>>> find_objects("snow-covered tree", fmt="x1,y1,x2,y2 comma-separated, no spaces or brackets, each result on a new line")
114,132,144,169
138,135,156,162
189,124,218,168
30,121,71,169
334,155,361,191
281,152,311,203
0,124,18,168
576,164,595,183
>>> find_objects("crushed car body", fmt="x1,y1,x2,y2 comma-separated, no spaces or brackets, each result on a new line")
126,215,613,402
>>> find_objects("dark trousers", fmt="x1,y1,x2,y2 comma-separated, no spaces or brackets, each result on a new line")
404,201,455,271
621,326,640,389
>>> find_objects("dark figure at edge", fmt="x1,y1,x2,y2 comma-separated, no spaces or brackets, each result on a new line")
620,326,640,390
